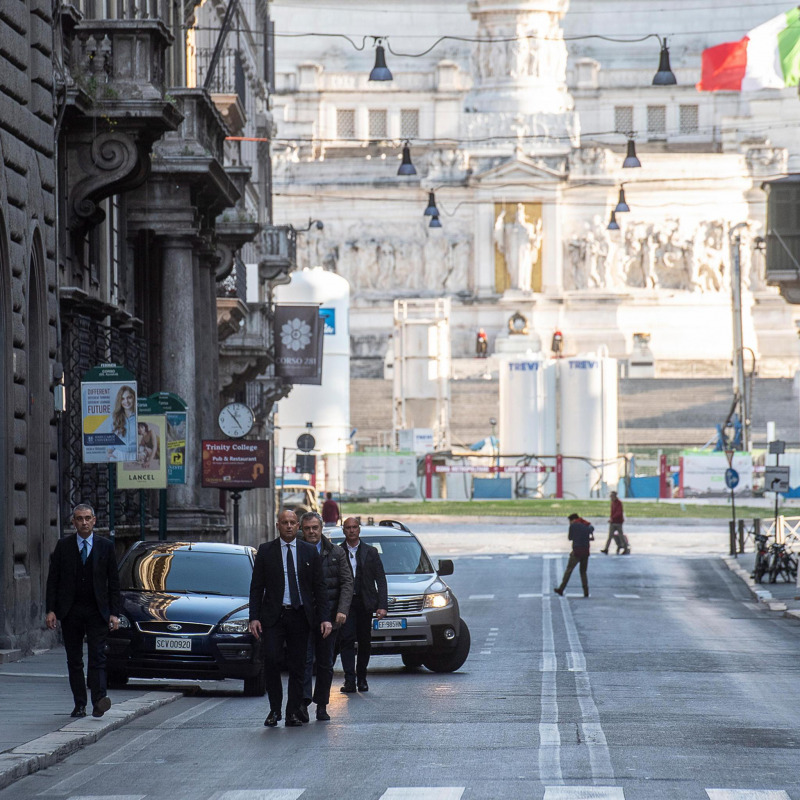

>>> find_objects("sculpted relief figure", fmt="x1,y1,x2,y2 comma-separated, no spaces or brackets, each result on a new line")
494,204,543,292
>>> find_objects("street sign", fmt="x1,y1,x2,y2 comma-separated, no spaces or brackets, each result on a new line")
724,449,735,467
295,453,316,474
201,440,270,489
724,468,739,489
297,433,315,452
765,465,791,493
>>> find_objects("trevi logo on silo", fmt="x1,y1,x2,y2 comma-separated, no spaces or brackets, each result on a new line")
280,318,312,351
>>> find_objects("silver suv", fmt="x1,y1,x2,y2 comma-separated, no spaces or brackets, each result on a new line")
329,520,470,672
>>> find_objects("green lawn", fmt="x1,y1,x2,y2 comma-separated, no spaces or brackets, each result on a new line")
339,498,773,519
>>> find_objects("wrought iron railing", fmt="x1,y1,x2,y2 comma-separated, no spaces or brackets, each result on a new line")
60,311,151,533
74,0,174,20
217,258,248,300
196,46,246,107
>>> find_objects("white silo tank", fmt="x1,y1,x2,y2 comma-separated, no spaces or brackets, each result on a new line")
275,268,350,488
498,354,557,496
559,354,618,498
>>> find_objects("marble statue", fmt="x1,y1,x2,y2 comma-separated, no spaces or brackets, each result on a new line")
493,204,543,292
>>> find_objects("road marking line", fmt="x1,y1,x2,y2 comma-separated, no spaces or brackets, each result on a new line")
559,596,614,781
489,627,499,631
567,651,586,672
543,554,561,560
544,789,624,799
706,792,791,799
380,789,465,799
67,796,145,800
509,555,529,559
214,792,306,800
468,594,495,600
613,594,640,599
480,650,492,655
540,556,563,784
519,593,543,598
473,556,493,560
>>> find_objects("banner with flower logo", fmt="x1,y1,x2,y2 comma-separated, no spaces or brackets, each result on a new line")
273,305,323,383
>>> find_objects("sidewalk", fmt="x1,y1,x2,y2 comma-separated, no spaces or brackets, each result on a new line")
0,646,181,790
722,551,800,618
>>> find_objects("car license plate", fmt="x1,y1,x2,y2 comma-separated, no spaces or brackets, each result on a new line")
155,637,191,652
373,618,406,630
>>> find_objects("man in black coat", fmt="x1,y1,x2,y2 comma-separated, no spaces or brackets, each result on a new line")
45,503,120,718
554,513,595,598
249,509,331,727
339,516,388,694
299,511,353,721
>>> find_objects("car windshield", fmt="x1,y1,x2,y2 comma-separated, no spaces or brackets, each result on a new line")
280,490,308,505
119,548,253,596
359,536,434,575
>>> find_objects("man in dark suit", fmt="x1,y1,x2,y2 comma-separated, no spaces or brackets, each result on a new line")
339,516,388,694
249,509,331,727
45,503,120,719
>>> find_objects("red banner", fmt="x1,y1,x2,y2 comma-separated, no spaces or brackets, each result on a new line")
202,440,270,489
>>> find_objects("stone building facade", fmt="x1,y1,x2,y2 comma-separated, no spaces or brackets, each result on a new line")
1,0,289,650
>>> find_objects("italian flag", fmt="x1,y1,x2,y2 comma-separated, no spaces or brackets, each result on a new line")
697,6,800,91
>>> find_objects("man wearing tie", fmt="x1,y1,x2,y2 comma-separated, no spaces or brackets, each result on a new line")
249,510,331,727
45,503,120,719
339,516,388,694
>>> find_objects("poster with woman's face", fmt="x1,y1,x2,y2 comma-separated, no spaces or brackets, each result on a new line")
117,415,168,489
81,381,138,463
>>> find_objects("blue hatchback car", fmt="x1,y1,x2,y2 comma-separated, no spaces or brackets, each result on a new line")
106,541,265,695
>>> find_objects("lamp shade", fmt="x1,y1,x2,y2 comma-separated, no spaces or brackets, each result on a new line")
429,215,442,229
622,139,641,169
397,143,417,176
423,191,439,216
369,45,393,81
652,39,677,86
607,211,620,231
615,187,630,213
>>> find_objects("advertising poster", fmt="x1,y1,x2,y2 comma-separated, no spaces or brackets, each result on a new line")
166,411,188,485
681,451,753,497
273,305,322,383
117,414,168,489
201,440,270,489
81,365,137,463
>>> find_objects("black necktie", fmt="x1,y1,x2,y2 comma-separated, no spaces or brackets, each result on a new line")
286,545,301,609
81,540,88,564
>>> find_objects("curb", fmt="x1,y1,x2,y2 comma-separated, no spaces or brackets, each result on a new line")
0,691,182,791
721,556,799,620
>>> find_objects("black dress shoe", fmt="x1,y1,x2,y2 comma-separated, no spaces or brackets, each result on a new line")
356,678,369,692
554,587,564,596
264,710,281,727
296,704,309,723
340,680,356,693
316,705,330,721
285,713,303,727
70,705,87,718
92,696,111,718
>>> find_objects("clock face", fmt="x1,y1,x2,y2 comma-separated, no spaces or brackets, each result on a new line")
218,402,254,438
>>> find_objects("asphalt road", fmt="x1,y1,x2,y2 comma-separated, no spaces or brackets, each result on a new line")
4,525,800,800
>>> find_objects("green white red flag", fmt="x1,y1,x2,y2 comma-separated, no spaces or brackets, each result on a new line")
697,6,800,91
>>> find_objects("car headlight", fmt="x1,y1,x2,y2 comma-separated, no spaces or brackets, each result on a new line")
116,614,131,629
217,618,250,634
423,590,452,609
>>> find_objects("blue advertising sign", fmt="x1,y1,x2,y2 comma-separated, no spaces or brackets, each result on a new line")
320,307,335,335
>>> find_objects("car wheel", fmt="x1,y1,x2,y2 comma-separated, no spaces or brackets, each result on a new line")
422,619,471,673
107,671,129,689
243,665,267,697
401,653,424,669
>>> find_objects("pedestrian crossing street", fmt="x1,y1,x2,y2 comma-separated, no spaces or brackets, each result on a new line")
48,788,794,799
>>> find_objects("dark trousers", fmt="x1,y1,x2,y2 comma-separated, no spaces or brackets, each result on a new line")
339,595,373,681
61,602,108,707
558,551,590,596
303,628,338,706
262,607,310,716
604,523,626,552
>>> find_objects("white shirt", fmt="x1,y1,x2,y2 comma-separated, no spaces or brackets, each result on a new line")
347,542,359,580
77,533,94,560
281,540,301,606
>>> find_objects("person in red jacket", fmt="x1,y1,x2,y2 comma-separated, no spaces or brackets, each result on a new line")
600,491,630,554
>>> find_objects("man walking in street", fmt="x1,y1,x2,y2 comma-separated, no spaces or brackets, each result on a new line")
601,491,630,554
249,510,331,728
554,513,595,598
45,503,120,719
298,511,352,721
339,516,388,693
321,491,340,526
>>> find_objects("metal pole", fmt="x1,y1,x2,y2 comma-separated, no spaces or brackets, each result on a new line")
139,489,146,541
107,463,115,543
158,488,167,541
731,226,748,450
231,490,241,544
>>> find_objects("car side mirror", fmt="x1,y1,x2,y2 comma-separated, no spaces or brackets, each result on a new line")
437,559,454,576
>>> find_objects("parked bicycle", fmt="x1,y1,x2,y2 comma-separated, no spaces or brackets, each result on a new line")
768,541,798,584
752,531,771,583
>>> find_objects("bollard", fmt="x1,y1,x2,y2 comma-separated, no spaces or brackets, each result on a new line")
738,519,745,554
729,520,736,556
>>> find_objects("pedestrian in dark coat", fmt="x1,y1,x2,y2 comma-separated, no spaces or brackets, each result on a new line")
554,513,595,598
45,503,120,719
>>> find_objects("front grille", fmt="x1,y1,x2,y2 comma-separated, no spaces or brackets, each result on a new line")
387,595,424,613
136,621,213,635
